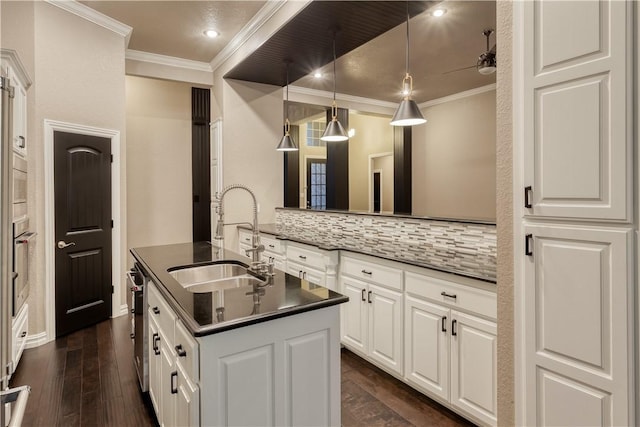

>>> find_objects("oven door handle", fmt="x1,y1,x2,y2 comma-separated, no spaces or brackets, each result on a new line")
16,231,36,245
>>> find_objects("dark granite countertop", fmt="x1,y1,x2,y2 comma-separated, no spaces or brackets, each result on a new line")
131,241,348,337
239,224,497,284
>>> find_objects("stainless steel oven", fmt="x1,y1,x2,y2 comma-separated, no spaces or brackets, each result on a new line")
127,262,149,392
12,217,34,317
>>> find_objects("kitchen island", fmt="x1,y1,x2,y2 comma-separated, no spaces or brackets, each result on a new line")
131,241,348,427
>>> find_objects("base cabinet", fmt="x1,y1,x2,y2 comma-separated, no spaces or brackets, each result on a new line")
404,271,497,426
10,303,28,376
340,272,403,376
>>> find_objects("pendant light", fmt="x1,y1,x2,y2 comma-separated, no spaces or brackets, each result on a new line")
321,33,348,142
276,61,298,151
390,1,426,127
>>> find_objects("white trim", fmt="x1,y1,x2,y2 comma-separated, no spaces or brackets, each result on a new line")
367,152,393,213
0,49,33,89
209,0,290,72
512,1,526,425
25,331,48,349
418,83,497,109
117,303,128,317
44,120,122,344
45,0,133,46
289,85,398,109
126,49,213,73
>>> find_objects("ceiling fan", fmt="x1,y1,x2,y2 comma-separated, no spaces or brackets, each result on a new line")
444,29,496,75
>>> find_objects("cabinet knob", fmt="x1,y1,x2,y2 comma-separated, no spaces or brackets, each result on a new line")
451,319,458,337
361,269,372,275
153,306,160,315
170,371,178,394
367,290,372,304
361,289,366,302
298,255,307,260
441,316,447,333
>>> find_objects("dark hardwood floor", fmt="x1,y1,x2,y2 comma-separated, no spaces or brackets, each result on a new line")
10,317,473,427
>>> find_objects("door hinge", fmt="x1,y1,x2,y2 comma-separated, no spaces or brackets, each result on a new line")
111,219,114,228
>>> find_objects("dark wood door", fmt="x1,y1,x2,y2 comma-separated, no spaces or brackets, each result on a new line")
373,172,381,213
54,131,112,337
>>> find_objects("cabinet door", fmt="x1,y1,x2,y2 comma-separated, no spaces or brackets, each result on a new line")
404,296,449,401
340,276,367,354
160,330,176,427
367,284,403,375
302,265,325,286
176,362,200,427
524,224,632,426
148,314,161,415
523,0,631,221
286,261,304,279
450,311,497,427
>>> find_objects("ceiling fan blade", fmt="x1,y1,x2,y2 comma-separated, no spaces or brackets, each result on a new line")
442,64,476,74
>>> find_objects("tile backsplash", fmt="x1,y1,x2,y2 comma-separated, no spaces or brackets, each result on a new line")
275,209,497,282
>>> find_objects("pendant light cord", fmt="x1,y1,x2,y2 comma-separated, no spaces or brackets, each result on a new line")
332,36,337,102
405,0,410,76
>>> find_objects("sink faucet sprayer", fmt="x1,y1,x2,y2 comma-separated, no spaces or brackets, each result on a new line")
213,184,273,276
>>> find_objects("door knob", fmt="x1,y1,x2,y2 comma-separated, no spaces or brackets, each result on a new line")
57,240,76,249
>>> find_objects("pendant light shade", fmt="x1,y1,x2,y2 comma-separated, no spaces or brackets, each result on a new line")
391,2,426,127
321,33,348,142
276,62,298,151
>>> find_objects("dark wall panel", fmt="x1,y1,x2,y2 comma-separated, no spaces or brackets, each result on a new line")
326,108,349,210
284,124,300,208
394,126,412,215
192,88,211,242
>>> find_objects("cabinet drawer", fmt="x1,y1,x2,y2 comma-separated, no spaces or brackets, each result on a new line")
286,244,326,270
405,271,496,320
148,283,176,342
238,230,253,246
261,234,283,254
341,256,403,291
175,320,199,382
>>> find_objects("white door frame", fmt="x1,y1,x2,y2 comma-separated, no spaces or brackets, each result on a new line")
43,119,122,343
368,152,393,212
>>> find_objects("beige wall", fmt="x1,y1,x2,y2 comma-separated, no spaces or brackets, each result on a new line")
126,76,192,250
348,113,394,212
2,2,127,335
496,1,514,425
413,90,496,221
218,79,282,250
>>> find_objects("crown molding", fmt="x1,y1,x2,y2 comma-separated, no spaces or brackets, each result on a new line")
45,0,133,47
0,49,33,89
209,0,290,72
418,83,496,109
126,50,213,73
288,85,398,109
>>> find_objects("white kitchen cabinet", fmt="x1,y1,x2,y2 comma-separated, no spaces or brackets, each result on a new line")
340,254,404,376
148,282,200,427
522,224,632,427
286,241,339,291
516,1,635,424
10,303,28,375
404,270,497,426
522,0,631,222
148,313,160,415
450,310,497,426
404,296,449,401
1,49,31,157
239,229,287,272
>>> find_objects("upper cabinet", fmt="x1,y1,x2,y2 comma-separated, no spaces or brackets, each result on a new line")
1,49,32,158
523,0,632,222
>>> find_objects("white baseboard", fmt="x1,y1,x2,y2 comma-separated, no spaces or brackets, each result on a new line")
25,331,48,349
117,303,129,317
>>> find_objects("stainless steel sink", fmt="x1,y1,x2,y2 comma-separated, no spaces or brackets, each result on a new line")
168,262,264,293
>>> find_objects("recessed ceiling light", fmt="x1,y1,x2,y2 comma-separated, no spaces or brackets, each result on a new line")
431,8,447,17
313,70,323,78
204,29,219,38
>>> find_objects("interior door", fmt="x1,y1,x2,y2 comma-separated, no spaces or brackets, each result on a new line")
54,131,112,337
306,158,326,209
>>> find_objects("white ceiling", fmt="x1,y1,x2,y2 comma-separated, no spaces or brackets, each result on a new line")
81,0,496,103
